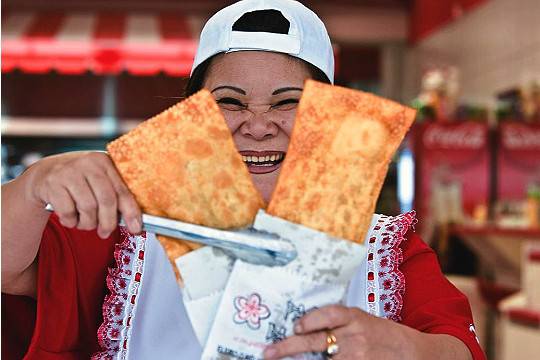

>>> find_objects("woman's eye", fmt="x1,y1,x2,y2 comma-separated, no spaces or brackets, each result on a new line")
216,97,247,111
271,98,299,111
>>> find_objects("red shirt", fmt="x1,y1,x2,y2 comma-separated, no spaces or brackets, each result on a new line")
2,215,120,359
2,215,486,359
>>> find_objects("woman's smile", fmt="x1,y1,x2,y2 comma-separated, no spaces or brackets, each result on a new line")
239,150,286,174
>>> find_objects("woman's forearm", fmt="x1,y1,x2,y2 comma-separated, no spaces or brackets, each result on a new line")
409,329,473,360
1,165,50,296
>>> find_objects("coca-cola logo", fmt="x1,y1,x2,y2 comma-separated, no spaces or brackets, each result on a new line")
502,125,540,149
423,124,486,149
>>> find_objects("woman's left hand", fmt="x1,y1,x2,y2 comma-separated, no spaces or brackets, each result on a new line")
263,304,416,360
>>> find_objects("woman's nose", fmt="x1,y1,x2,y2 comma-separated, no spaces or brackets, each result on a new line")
240,113,279,140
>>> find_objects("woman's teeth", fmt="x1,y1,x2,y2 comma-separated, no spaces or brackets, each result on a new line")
242,153,284,166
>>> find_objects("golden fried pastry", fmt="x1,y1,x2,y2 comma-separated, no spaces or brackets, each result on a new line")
268,80,416,243
107,89,265,280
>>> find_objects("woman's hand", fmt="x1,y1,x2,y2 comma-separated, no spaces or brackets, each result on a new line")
2,151,143,297
263,304,411,359
263,304,472,360
30,151,142,237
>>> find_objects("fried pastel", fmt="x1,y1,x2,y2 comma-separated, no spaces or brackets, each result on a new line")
107,89,264,278
267,80,416,243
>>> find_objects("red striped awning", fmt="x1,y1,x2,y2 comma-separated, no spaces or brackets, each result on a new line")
2,12,198,76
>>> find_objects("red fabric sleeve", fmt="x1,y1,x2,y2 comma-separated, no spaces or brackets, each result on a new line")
400,231,486,360
1,214,121,359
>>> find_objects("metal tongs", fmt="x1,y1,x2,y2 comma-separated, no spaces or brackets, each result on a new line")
45,204,297,266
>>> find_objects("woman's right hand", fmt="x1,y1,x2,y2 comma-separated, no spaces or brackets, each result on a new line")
29,151,142,238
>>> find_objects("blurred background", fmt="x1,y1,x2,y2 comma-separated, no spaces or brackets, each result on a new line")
2,0,539,358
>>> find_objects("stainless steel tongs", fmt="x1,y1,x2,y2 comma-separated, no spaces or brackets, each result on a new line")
45,204,297,266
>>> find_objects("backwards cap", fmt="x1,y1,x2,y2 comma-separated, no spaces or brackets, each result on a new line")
191,0,334,83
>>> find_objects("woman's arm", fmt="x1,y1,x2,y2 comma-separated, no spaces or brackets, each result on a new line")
414,331,472,360
1,151,142,298
263,228,484,360
1,167,46,297
262,304,472,359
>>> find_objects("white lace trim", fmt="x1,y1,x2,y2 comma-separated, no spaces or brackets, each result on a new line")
92,228,147,360
366,211,417,321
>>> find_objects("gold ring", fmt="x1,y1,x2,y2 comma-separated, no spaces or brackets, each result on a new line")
324,330,340,358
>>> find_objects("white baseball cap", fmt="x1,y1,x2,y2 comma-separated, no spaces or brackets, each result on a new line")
191,0,334,83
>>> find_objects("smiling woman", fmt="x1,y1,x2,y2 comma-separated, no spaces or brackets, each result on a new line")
184,8,331,201
201,51,313,200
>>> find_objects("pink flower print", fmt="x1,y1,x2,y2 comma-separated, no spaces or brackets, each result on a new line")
233,293,271,330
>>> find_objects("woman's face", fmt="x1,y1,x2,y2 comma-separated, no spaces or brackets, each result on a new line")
203,51,312,202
